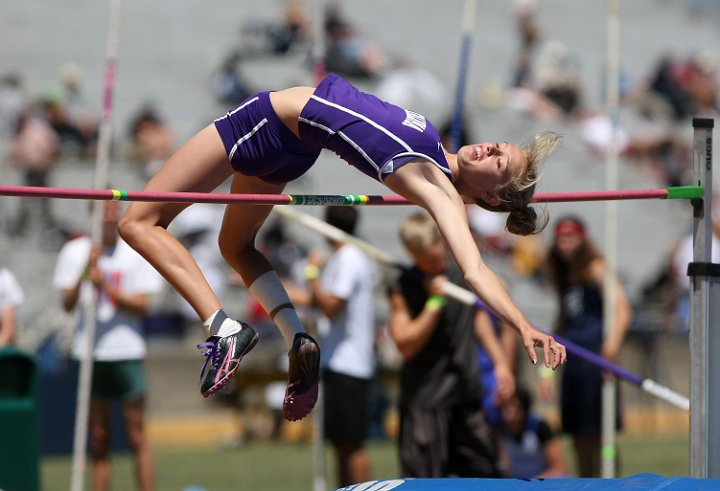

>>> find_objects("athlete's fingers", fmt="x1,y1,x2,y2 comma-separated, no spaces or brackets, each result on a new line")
557,341,568,367
547,339,566,369
542,336,552,368
523,338,538,365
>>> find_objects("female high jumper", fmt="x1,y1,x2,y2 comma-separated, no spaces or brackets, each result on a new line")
118,73,567,422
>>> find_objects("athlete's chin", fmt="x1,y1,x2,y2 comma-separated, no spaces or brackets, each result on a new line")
458,145,474,165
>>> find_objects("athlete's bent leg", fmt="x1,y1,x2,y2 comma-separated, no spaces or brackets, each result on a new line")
219,174,320,421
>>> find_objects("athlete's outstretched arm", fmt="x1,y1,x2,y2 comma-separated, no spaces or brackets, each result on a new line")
385,162,566,368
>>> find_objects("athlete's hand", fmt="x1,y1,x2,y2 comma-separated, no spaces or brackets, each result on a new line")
520,325,567,369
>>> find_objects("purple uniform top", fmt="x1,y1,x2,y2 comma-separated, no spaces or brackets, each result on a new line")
299,73,453,183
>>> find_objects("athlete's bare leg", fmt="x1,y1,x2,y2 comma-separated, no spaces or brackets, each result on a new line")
118,124,233,320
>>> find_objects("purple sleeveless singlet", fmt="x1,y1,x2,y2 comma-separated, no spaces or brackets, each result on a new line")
213,73,452,184
299,73,452,182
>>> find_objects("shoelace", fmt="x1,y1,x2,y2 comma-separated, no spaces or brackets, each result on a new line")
197,340,220,382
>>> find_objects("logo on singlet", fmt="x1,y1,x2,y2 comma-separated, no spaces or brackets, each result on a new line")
402,110,426,132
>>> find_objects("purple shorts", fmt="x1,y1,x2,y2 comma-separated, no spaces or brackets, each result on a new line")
214,91,322,184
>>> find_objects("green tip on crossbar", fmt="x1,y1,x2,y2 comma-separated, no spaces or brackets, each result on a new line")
666,186,704,200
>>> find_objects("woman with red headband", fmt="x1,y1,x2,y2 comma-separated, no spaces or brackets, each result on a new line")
544,215,632,477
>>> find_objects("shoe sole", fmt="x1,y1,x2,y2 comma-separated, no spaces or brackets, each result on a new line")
283,340,320,421
201,331,259,398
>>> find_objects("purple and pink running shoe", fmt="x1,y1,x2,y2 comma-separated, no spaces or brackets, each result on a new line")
283,333,321,421
197,322,259,397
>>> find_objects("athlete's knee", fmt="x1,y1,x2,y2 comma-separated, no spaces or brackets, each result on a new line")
118,209,157,247
218,231,255,267
118,215,142,246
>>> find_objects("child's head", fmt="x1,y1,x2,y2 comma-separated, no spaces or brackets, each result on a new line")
463,132,562,236
399,212,446,276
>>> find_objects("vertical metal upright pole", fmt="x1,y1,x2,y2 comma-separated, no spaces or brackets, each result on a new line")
70,1,122,489
312,0,326,84
689,118,714,477
601,0,621,478
311,3,326,488
449,0,478,152
313,380,326,491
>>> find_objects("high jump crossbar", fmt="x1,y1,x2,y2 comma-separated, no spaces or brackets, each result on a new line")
0,185,703,206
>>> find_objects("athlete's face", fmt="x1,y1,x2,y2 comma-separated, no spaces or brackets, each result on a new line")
457,142,528,202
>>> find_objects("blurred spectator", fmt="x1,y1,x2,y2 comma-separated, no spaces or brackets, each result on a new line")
43,63,98,156
57,63,88,122
53,200,163,491
375,61,449,126
626,129,692,187
475,307,516,430
542,215,631,477
573,108,692,187
288,206,377,487
388,211,502,478
5,106,62,236
240,0,312,57
506,38,694,187
637,51,719,121
0,266,24,347
675,50,718,116
215,3,310,111
127,104,176,178
210,53,255,109
534,41,583,117
629,241,687,351
499,385,568,479
324,2,387,79
511,0,542,89
506,39,582,122
639,56,691,121
42,98,96,157
510,234,544,280
0,73,27,135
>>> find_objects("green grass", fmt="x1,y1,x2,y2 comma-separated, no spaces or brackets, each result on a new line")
40,434,690,491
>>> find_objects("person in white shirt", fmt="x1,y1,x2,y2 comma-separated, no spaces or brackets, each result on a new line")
288,206,377,487
53,201,163,491
0,267,24,347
